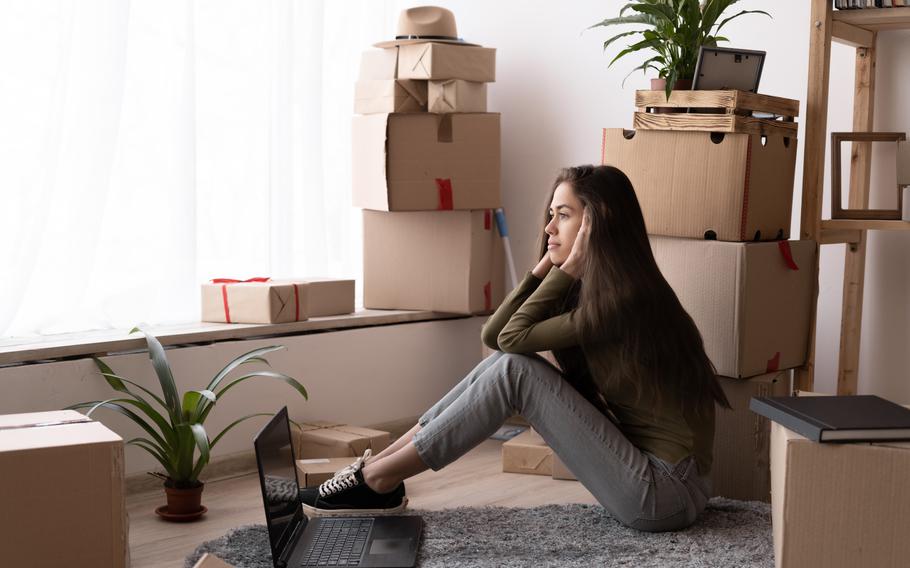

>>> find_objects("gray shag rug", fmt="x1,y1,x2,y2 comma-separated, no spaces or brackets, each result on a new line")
185,498,772,567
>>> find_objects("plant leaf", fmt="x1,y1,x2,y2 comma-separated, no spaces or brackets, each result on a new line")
68,399,171,451
129,327,182,424
588,13,654,30
188,423,210,481
126,437,178,478
206,345,286,393
215,371,308,401
715,9,772,34
209,413,274,450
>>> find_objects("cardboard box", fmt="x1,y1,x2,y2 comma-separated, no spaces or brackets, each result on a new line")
358,48,398,80
428,79,487,113
552,454,577,481
354,79,428,114
502,428,553,476
397,43,496,82
201,280,309,324
363,209,505,314
296,457,356,488
193,554,235,568
771,415,910,568
650,236,816,378
298,278,355,317
352,112,501,211
292,421,390,459
0,410,128,567
711,372,791,502
602,128,797,241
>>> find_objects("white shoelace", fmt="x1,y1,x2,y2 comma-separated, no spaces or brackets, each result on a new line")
318,449,372,498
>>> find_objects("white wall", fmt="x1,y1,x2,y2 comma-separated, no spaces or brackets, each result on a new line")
1,318,485,475
414,0,909,402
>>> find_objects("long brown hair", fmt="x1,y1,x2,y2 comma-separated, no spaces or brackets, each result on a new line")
538,165,730,414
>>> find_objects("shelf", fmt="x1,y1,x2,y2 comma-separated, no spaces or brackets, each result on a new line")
821,219,910,232
833,7,910,31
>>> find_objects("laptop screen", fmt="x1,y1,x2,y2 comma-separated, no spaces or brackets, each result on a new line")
254,407,304,562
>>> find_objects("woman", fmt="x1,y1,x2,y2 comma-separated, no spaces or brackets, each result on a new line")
301,165,731,532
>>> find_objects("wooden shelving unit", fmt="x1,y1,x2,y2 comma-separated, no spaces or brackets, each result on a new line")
797,2,910,394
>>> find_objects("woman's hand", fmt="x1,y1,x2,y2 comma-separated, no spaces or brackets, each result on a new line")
531,252,553,279
561,207,590,278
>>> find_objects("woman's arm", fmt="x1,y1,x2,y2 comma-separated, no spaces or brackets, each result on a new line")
480,254,555,350
496,267,581,353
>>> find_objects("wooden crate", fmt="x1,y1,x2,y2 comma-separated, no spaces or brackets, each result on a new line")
634,90,799,137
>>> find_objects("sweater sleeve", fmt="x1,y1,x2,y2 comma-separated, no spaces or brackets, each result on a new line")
480,271,543,350
496,268,581,353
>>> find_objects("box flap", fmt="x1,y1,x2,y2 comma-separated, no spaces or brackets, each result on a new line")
0,410,91,431
0,420,122,452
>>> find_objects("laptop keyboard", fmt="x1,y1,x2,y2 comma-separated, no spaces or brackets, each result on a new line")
299,518,373,567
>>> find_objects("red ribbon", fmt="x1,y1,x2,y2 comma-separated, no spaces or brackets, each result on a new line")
211,277,270,323
435,178,454,210
766,351,781,373
777,241,799,271
292,283,300,322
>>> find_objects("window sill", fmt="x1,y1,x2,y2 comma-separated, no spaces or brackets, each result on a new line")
0,310,470,367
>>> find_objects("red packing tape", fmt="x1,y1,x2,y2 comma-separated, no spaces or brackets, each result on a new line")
483,281,492,311
221,285,232,323
766,351,781,373
484,210,491,230
435,178,454,210
777,241,799,270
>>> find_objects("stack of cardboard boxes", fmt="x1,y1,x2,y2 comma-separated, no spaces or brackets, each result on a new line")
353,40,505,314
601,90,815,502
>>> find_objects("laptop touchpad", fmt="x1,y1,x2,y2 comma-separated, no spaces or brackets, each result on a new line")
369,538,411,555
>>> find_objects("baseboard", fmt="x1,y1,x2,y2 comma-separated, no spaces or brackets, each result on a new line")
125,415,421,495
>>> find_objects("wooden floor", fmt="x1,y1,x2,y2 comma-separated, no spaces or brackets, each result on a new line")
127,439,598,567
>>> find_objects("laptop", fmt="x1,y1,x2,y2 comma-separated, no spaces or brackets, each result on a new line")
254,407,423,568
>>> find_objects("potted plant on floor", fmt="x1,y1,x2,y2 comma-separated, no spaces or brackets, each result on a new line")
590,0,770,99
68,327,307,522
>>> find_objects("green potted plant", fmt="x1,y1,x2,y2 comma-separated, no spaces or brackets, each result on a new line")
68,327,307,521
590,0,770,99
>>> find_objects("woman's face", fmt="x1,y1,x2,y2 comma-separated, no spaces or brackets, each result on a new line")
545,181,584,266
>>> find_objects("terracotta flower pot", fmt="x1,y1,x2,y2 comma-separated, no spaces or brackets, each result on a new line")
158,481,206,521
650,78,693,113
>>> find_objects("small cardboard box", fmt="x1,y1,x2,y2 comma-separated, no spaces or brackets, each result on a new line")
650,236,816,378
502,428,553,476
363,209,505,314
397,42,496,82
201,280,309,324
193,554,235,568
358,48,398,80
602,128,797,241
771,412,910,568
292,421,390,459
352,112,501,211
296,457,356,488
552,455,577,481
711,372,791,502
299,278,355,317
354,79,428,114
0,410,128,568
428,79,487,113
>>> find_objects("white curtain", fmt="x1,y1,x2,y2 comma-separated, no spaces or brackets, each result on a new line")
0,0,398,338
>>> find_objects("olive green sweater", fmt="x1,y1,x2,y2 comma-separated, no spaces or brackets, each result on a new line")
481,268,714,476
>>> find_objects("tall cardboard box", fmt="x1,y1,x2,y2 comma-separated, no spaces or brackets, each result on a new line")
0,410,128,568
602,128,797,241
352,112,501,211
650,236,816,378
397,43,496,82
770,418,910,568
363,209,505,314
711,372,791,502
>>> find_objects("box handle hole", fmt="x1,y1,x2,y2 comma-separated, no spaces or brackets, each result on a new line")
710,133,725,144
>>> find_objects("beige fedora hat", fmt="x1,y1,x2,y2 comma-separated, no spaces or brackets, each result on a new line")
374,6,478,48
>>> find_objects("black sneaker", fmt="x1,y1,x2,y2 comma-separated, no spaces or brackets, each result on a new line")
300,450,408,517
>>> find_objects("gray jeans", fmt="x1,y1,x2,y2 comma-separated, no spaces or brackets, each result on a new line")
412,351,712,532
